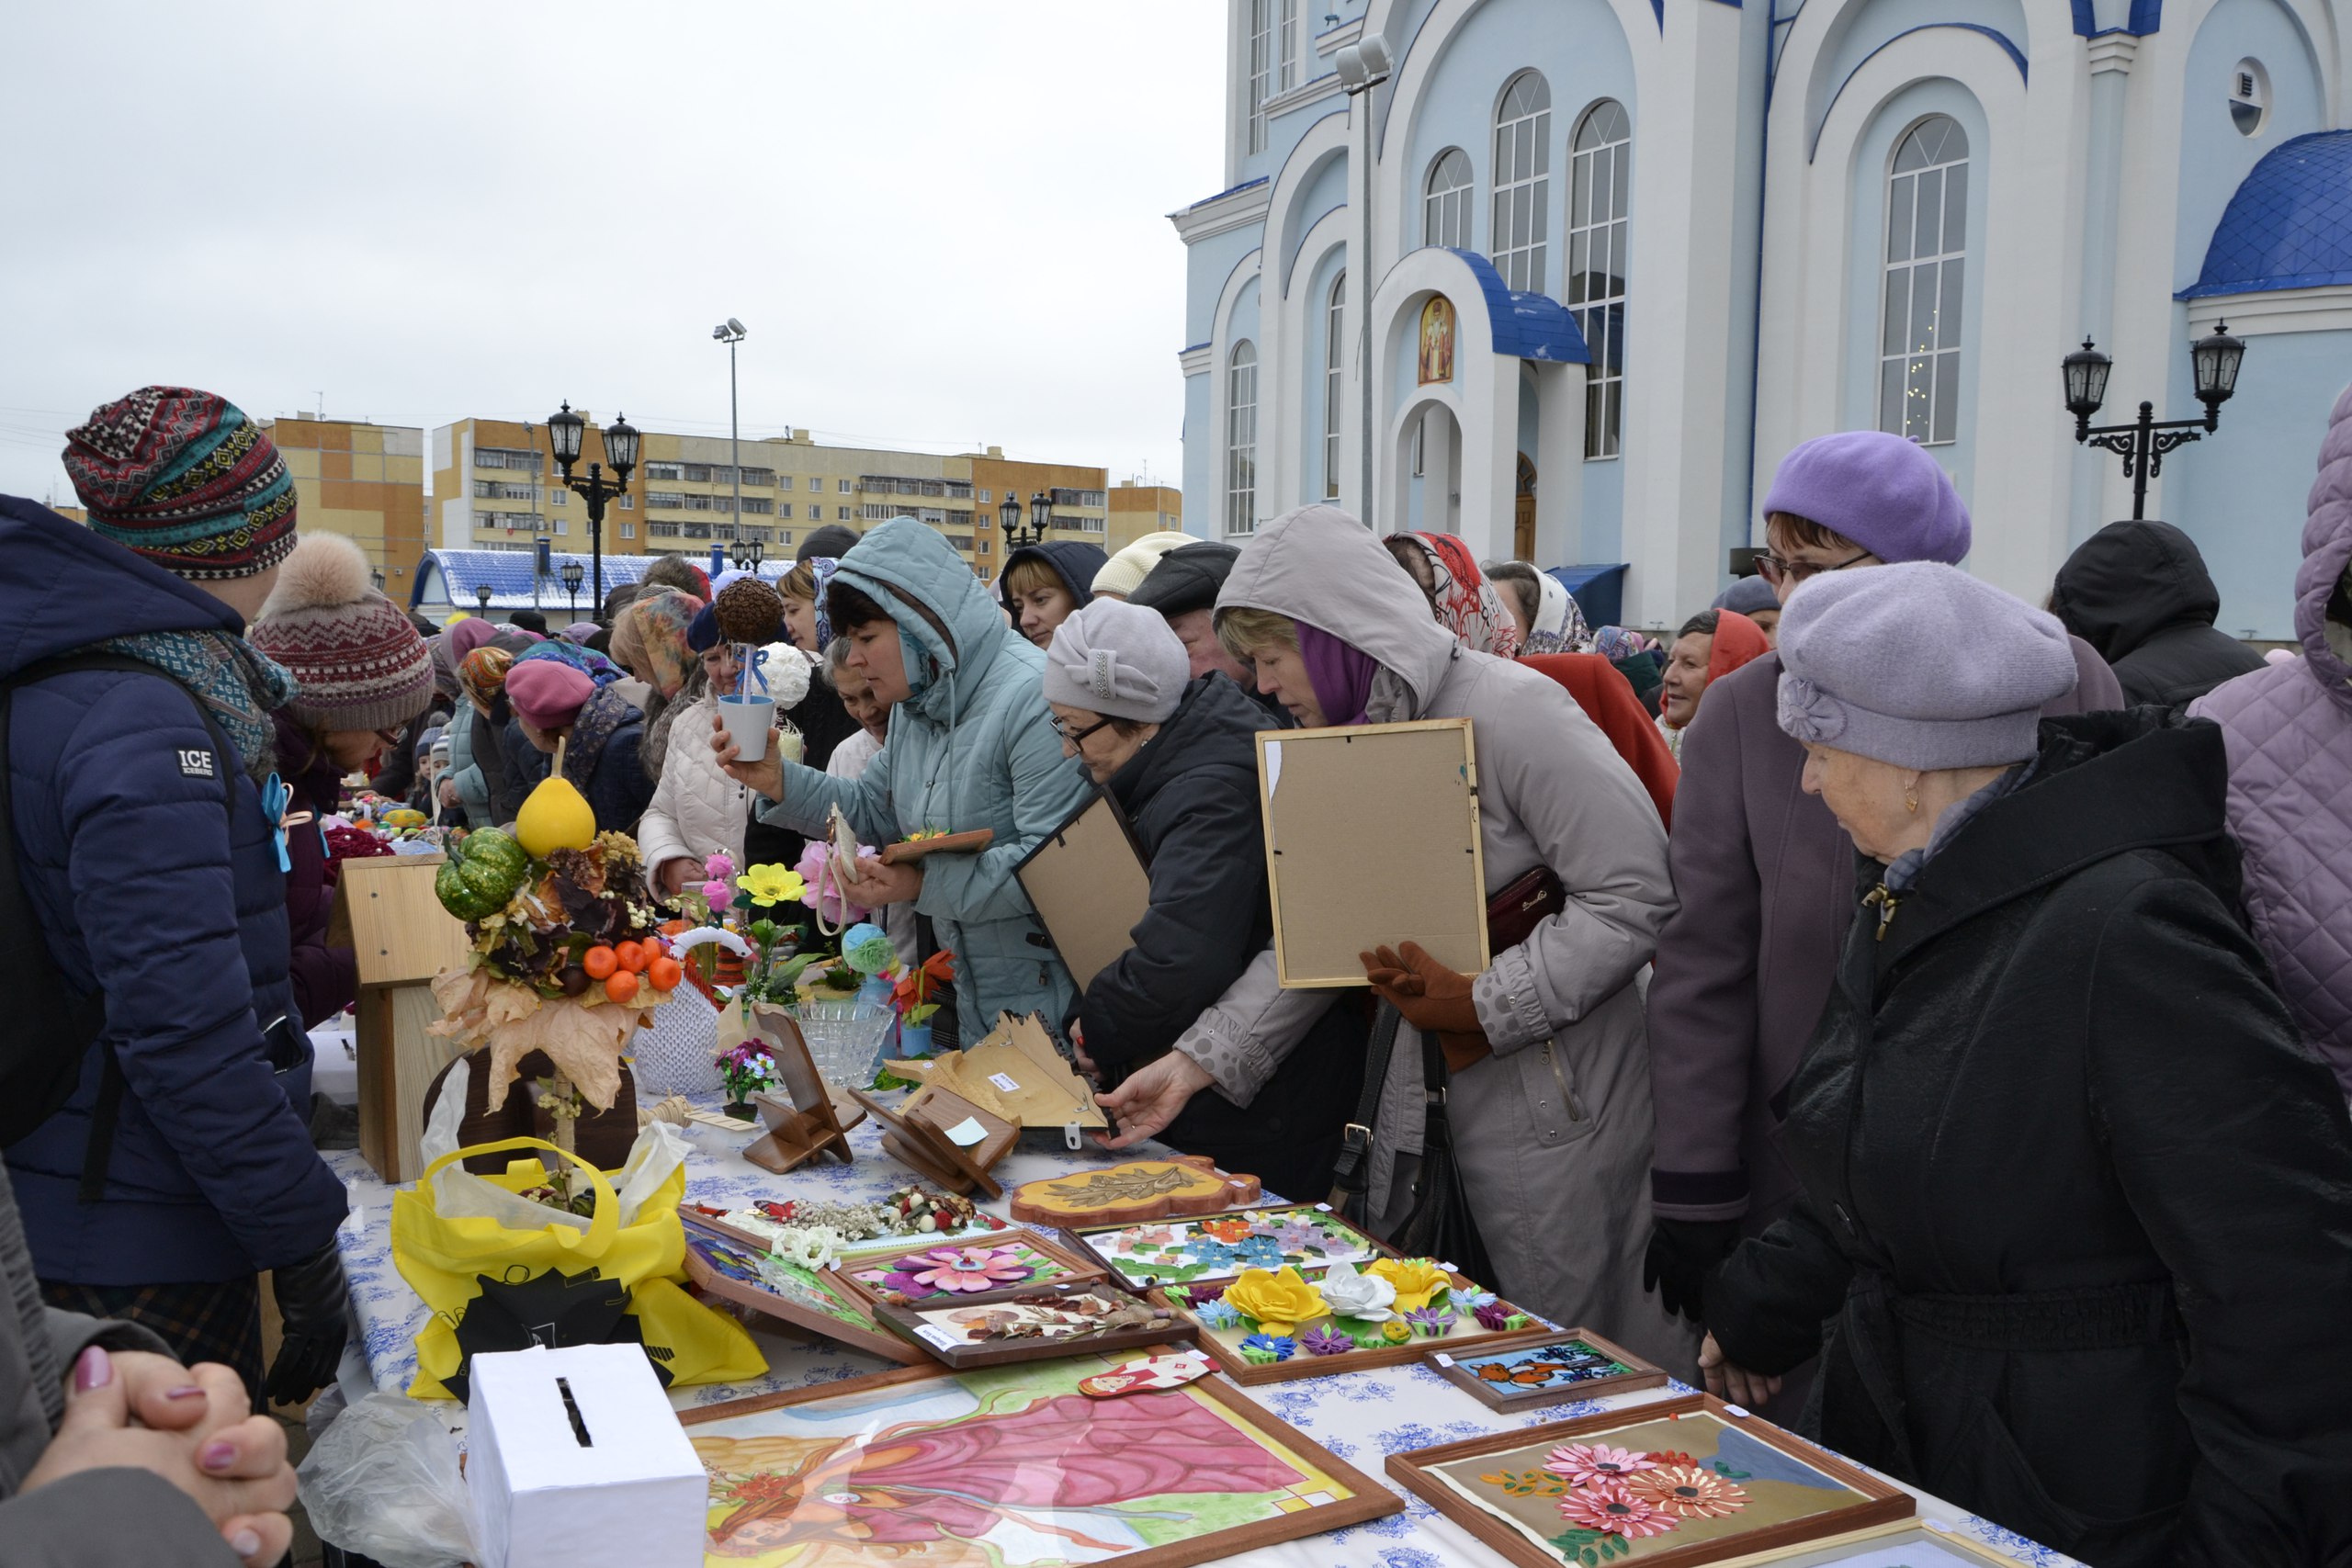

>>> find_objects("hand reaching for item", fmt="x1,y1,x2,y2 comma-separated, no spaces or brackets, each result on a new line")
708,708,786,801
839,854,922,909
1699,1333,1783,1409
21,1347,298,1567
1095,1051,1215,1149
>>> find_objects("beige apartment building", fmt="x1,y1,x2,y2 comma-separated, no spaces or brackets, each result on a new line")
263,414,428,599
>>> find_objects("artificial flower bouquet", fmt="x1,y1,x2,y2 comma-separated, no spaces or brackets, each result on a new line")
714,1040,780,1117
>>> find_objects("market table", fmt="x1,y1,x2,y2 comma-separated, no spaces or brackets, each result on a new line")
324,1097,2073,1568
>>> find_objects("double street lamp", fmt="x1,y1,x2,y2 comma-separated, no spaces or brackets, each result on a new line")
1000,491,1053,552
546,401,639,614
2063,323,2247,521
560,558,585,620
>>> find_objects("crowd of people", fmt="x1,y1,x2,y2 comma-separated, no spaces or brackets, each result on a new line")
3,381,2351,1565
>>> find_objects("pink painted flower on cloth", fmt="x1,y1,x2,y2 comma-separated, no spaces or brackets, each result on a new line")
1557,1480,1675,1539
901,1245,1035,1293
1544,1442,1656,1484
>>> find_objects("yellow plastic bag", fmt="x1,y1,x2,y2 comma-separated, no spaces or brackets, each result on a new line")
390,1134,765,1400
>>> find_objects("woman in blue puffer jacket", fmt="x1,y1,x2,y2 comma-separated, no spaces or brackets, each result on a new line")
2,389,349,1409
714,516,1091,1041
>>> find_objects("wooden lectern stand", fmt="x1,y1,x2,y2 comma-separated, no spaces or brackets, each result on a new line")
330,853,472,1184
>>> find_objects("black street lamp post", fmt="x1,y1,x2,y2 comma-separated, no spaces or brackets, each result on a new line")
2064,323,2246,521
546,400,639,611
1000,490,1055,553
730,537,764,573
560,558,584,621
474,582,492,619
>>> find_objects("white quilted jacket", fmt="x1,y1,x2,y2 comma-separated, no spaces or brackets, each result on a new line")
636,694,748,881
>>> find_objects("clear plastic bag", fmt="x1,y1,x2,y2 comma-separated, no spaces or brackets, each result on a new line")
295,1391,476,1568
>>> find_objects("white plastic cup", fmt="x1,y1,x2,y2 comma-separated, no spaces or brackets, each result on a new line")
718,694,777,762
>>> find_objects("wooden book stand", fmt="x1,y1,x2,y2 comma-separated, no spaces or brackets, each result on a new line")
850,1085,1016,1198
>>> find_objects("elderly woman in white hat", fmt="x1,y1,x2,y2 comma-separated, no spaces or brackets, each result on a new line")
1044,600,1365,1201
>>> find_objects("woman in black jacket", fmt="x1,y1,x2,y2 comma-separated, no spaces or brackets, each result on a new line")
1042,600,1363,1200
1701,563,2352,1567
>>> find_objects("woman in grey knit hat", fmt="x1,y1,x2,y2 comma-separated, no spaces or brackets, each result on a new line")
1701,562,2352,1567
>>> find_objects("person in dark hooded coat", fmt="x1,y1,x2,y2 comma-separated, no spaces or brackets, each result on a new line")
2050,519,2265,707
1702,562,2352,1568
998,539,1108,650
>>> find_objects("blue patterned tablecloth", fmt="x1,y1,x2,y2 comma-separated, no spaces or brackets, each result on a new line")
327,1077,2072,1568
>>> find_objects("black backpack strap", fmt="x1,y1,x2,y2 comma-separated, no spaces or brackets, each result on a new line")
1329,1000,1403,1221
0,654,239,1197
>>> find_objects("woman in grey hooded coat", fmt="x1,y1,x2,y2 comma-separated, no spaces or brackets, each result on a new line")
1199,503,1686,1364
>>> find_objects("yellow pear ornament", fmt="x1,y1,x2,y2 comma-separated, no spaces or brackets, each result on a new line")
515,738,598,858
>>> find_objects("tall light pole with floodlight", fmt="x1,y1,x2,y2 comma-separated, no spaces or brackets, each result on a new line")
713,318,747,551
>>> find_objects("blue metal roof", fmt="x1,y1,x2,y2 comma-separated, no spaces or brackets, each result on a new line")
410,548,789,612
2182,130,2352,299
1438,249,1591,365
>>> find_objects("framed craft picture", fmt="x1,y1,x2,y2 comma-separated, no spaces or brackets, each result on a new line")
1162,1256,1552,1386
1258,717,1488,987
1072,1203,1383,1291
680,1355,1399,1564
1014,787,1155,992
677,1212,924,1366
831,1228,1107,1313
872,1279,1197,1368
1013,1156,1263,1228
1431,1327,1671,1412
1386,1393,1912,1568
1707,1519,2028,1568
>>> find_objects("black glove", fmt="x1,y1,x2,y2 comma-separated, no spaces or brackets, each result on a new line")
1642,1217,1743,1325
266,1241,350,1405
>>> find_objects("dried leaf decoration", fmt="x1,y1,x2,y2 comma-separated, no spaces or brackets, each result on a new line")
428,964,670,1111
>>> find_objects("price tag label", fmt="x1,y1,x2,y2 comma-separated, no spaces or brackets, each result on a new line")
1438,1261,1458,1274
944,1117,988,1147
1434,1353,1454,1367
989,1072,1021,1093
1314,1202,1332,1213
916,1324,964,1350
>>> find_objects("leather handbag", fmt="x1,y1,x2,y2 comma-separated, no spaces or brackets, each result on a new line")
1486,863,1565,953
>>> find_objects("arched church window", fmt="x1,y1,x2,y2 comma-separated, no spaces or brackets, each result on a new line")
1492,72,1552,292
1325,273,1346,498
1569,99,1631,458
1879,115,1968,446
1425,149,1473,249
1227,342,1260,534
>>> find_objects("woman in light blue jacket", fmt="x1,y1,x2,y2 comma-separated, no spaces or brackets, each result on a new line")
714,517,1090,1039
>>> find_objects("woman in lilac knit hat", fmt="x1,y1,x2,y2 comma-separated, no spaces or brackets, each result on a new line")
1700,562,2352,1566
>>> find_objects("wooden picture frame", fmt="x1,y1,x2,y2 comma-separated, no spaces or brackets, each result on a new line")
849,1084,1016,1197
1013,1155,1264,1228
1386,1393,1913,1568
676,1212,926,1366
1161,1261,1554,1386
1428,1326,1671,1412
1069,1201,1383,1290
1258,717,1489,987
827,1227,1108,1314
739,1005,861,1175
1013,787,1155,992
871,1279,1198,1369
879,828,995,863
678,1355,1400,1564
1707,1518,2030,1568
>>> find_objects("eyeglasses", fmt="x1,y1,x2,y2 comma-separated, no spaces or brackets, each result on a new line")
1756,547,1873,587
1049,714,1114,747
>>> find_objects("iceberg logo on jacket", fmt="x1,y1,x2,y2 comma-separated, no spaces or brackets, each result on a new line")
177,747,218,779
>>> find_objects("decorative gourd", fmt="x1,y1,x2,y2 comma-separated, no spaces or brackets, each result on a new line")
515,774,596,859
434,828,533,922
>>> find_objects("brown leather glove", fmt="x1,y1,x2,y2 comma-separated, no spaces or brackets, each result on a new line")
1362,942,1492,1071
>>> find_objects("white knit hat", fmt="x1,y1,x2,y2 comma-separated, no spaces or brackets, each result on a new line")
1091,531,1199,599
1042,599,1189,723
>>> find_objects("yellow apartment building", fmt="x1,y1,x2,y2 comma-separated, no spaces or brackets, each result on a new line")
264,414,427,599
1107,480,1185,555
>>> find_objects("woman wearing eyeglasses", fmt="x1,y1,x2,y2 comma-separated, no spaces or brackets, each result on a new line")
1041,600,1365,1201
1639,433,2124,1397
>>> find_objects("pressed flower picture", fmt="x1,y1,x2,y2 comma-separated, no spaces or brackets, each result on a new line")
1399,1401,1908,1567
851,1238,1074,1303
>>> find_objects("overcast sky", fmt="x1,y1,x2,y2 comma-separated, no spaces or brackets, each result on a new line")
0,4,1227,506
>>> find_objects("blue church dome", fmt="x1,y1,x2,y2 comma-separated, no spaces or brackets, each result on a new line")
2182,130,2352,299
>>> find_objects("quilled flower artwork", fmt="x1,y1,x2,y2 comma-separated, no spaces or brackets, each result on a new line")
1173,1250,1556,1382
1082,1205,1384,1288
853,1240,1067,1302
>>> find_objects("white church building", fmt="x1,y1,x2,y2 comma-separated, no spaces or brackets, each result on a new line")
1170,0,2352,636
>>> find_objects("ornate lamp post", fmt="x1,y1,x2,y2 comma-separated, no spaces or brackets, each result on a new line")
474,582,492,618
2064,323,2247,521
730,537,764,573
547,401,639,609
1001,490,1054,552
560,558,584,621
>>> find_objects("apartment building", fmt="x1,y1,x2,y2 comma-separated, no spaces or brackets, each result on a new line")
264,414,428,598
1107,480,1185,555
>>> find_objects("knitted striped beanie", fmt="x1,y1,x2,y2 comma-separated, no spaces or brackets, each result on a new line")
249,533,435,733
62,386,298,580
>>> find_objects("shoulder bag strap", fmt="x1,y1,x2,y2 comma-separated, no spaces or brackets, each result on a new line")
1328,999,1402,1222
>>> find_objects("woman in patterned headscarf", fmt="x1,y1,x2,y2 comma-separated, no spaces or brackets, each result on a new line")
1383,532,1522,659
612,589,704,702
